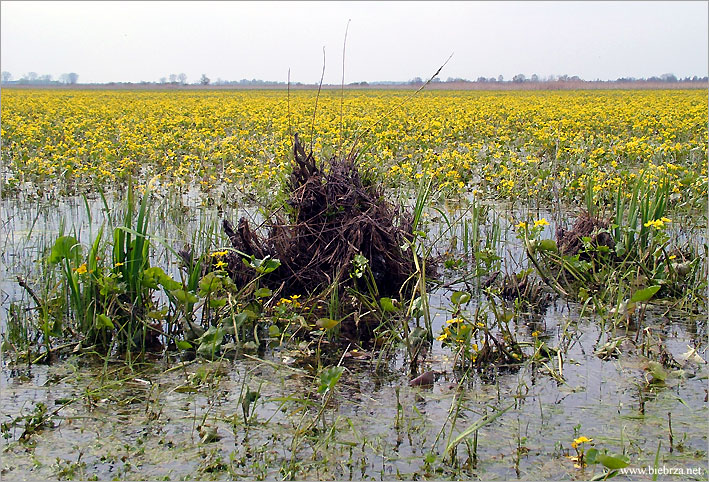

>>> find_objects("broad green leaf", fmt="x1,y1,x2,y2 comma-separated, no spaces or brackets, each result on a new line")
158,275,181,291
144,267,180,290
49,236,81,264
95,314,114,330
141,270,160,289
254,287,272,298
232,312,249,326
209,298,227,308
198,326,226,345
318,366,345,394
629,285,661,303
538,239,558,252
199,272,223,296
170,289,198,305
316,318,340,330
244,255,281,274
379,297,397,312
147,307,168,320
176,340,193,350
647,361,667,383
595,453,630,470
197,342,221,359
268,325,281,337
451,291,471,305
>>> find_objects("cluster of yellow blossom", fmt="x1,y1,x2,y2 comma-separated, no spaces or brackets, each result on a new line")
2,89,706,203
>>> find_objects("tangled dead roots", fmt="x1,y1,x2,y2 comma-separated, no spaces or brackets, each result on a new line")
222,134,428,301
555,211,615,259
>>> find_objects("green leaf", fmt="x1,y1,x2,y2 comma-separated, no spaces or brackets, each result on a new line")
199,272,223,296
95,314,114,330
316,318,340,330
629,285,661,303
451,291,471,305
445,404,513,454
318,366,345,394
176,340,193,350
379,297,397,312
254,287,272,299
141,270,160,289
198,326,226,345
49,236,81,264
232,312,249,326
586,448,599,465
537,239,558,252
595,453,630,470
591,470,619,481
244,255,281,274
144,267,181,290
496,309,514,323
170,289,198,305
268,325,281,337
647,361,667,383
208,298,227,308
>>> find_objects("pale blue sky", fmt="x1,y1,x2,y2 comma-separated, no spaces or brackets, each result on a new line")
1,1,707,84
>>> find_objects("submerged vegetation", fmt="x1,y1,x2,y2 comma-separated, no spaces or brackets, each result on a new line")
1,88,707,480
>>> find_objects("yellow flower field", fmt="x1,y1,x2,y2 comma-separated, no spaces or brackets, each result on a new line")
1,88,706,205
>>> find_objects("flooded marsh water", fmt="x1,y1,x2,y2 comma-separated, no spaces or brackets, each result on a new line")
1,192,707,481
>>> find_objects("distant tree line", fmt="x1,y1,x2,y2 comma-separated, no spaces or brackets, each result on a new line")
2,70,706,87
1,71,78,85
408,73,708,84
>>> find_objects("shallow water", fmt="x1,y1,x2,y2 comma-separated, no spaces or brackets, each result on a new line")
1,194,707,480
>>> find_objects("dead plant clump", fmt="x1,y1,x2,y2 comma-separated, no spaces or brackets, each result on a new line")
498,271,554,316
222,134,431,334
555,211,615,259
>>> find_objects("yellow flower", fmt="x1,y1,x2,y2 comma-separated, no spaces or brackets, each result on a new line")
446,317,462,324
571,436,592,449
215,260,227,269
436,328,450,341
532,330,540,337
534,218,549,227
211,250,228,257
515,221,527,230
644,219,666,230
74,263,88,275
